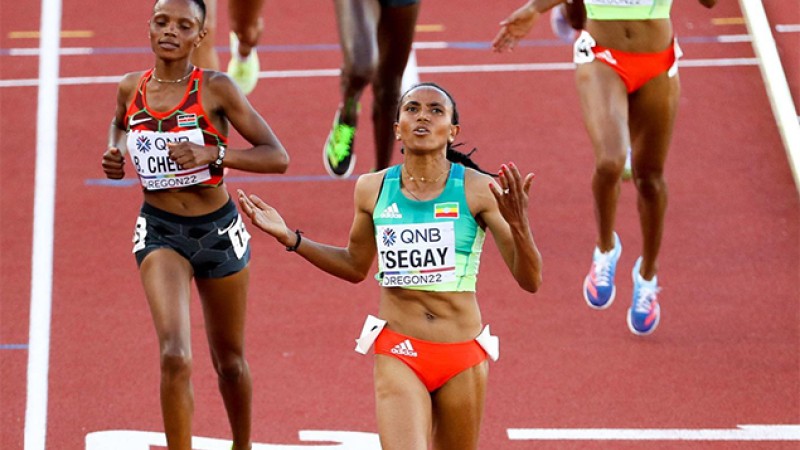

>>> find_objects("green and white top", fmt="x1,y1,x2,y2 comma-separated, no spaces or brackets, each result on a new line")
373,164,485,292
584,0,672,20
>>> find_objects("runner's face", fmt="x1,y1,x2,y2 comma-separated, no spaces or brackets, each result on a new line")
395,87,459,153
149,0,205,60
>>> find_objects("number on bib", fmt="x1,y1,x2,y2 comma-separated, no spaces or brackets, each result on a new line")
573,32,596,65
132,216,147,253
227,214,251,260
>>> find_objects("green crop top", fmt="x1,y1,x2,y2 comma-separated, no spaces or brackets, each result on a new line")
584,0,672,20
373,164,485,292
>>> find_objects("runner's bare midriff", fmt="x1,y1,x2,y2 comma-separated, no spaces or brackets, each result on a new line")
378,288,483,343
585,18,673,53
143,184,230,216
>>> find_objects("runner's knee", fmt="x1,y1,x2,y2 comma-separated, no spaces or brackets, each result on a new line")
214,356,247,382
160,350,192,380
634,172,666,198
595,153,626,179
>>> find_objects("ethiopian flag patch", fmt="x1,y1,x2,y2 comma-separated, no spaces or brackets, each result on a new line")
434,202,459,219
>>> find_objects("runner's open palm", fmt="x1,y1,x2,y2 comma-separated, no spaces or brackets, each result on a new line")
491,163,534,228
492,4,538,52
237,189,291,244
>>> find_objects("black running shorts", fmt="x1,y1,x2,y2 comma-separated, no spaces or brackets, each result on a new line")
132,199,251,278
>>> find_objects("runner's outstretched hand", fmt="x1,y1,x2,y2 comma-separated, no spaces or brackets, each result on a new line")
490,162,534,228
492,3,540,52
237,189,295,247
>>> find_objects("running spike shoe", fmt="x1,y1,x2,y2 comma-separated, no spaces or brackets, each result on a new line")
583,232,622,309
323,108,357,178
627,257,661,335
227,32,260,95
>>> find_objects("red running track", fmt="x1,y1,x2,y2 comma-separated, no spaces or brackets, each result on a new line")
1,0,798,449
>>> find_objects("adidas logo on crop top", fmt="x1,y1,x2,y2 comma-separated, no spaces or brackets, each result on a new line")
125,67,226,191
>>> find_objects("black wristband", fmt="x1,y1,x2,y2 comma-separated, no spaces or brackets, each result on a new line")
285,229,303,252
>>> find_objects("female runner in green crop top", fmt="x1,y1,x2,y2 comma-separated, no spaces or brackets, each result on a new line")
239,82,542,449
492,0,716,335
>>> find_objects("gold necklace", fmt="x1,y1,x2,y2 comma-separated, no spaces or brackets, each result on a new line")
402,163,448,184
152,66,194,84
402,163,449,201
404,187,423,202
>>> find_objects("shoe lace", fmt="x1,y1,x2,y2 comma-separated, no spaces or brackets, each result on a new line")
592,253,615,287
634,285,659,313
329,123,355,161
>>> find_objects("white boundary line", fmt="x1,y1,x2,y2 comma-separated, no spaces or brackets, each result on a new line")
0,57,758,88
24,0,61,448
507,424,800,441
775,24,800,33
739,0,800,194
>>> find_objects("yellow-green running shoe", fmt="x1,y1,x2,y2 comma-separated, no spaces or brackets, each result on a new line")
227,32,259,95
323,109,357,178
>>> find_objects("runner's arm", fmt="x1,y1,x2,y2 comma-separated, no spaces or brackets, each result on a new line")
102,73,138,179
471,165,542,293
205,71,289,174
238,173,380,283
492,1,565,52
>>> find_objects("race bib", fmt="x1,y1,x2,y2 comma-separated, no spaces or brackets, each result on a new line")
376,222,456,287
573,31,596,65
220,213,251,260
132,216,147,253
127,128,211,190
668,39,683,77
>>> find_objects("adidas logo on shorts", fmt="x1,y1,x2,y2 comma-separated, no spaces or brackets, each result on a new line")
390,339,418,357
379,203,402,219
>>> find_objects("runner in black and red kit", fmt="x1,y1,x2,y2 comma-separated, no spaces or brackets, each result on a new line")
101,1,289,448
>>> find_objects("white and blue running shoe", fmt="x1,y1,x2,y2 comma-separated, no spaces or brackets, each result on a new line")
627,256,661,335
583,232,622,309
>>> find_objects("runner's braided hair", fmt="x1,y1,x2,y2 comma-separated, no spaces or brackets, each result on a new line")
397,82,496,177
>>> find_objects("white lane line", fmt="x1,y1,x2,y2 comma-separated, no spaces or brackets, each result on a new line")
508,425,800,441
25,0,61,448
775,24,800,33
739,0,800,194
